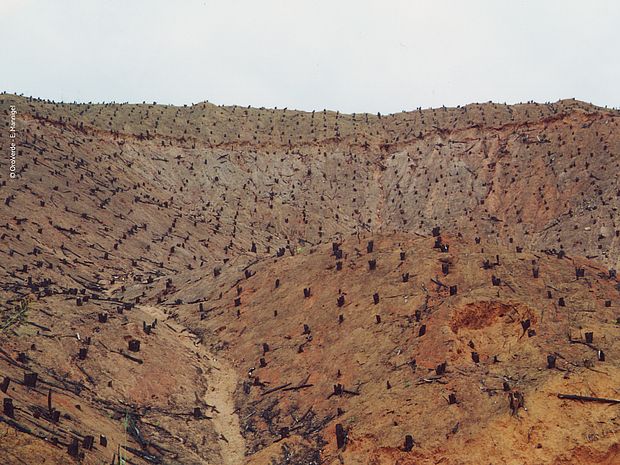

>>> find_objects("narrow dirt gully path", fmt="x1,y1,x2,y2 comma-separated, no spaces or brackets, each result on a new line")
140,305,246,465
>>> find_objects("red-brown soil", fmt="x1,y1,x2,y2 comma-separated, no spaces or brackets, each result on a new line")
0,94,618,464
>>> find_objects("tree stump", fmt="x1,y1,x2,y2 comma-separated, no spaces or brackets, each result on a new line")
3,398,14,418
0,377,9,393
68,438,79,457
403,434,414,451
83,435,94,450
335,423,347,449
509,391,524,415
128,340,141,352
436,362,447,376
24,372,38,388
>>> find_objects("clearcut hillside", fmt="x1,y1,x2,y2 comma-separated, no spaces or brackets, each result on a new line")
0,94,618,465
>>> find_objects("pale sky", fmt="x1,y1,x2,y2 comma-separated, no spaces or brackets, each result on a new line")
1,0,618,113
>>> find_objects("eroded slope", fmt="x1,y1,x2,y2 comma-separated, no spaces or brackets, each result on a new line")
0,94,618,464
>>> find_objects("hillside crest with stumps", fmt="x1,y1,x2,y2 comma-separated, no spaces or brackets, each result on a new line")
0,93,619,465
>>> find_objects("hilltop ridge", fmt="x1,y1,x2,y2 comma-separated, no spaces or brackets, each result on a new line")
0,94,618,464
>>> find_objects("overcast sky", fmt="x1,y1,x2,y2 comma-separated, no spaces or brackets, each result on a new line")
1,0,618,113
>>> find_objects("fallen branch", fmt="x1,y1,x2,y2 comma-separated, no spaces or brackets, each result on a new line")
557,394,620,404
118,350,144,364
261,383,292,396
121,445,162,464
281,383,313,392
75,364,96,385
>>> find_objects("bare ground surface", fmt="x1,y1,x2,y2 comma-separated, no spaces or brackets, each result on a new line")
140,304,246,465
0,94,619,464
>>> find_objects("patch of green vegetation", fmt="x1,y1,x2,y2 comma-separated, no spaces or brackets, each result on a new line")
1,297,30,333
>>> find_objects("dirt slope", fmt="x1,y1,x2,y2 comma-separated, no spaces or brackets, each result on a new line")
175,232,620,465
0,93,618,464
